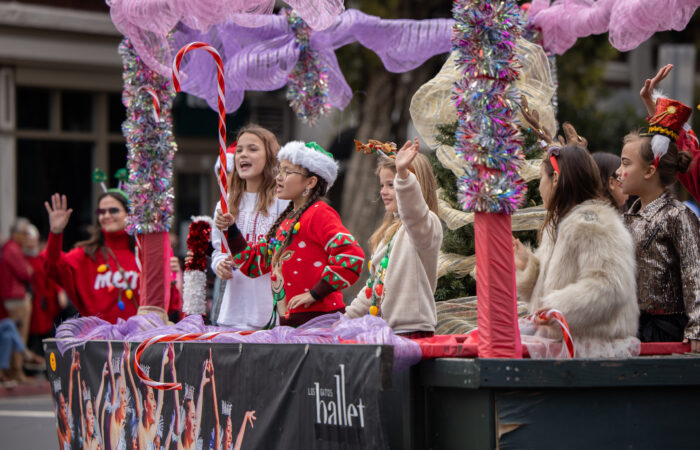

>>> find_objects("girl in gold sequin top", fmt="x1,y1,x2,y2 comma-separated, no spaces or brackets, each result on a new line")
617,88,700,348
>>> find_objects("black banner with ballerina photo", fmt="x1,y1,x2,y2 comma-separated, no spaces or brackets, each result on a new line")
44,340,394,449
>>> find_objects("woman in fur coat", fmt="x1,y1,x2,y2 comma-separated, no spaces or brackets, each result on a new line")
513,144,640,357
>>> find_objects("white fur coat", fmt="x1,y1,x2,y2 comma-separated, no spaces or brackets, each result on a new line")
516,200,639,344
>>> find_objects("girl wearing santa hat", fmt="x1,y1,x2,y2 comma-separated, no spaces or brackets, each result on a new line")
216,140,364,328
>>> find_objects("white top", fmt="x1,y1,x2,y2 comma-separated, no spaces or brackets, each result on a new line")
211,193,289,329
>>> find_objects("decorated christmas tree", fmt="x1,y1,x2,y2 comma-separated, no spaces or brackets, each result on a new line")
430,123,544,301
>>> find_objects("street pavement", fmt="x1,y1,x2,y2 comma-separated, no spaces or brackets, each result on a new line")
0,394,58,449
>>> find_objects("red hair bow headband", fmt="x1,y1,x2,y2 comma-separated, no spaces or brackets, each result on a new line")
547,146,561,173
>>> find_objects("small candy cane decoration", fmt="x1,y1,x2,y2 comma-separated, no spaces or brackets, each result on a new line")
535,309,575,358
134,330,257,390
172,42,231,254
137,86,161,122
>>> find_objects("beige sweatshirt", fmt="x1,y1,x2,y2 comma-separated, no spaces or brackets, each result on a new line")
345,172,442,332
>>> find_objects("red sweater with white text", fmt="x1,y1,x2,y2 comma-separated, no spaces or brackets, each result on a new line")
45,230,139,323
45,230,182,323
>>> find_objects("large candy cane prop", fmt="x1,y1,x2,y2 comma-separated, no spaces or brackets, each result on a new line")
137,86,161,122
133,330,257,390
535,309,575,358
172,42,231,254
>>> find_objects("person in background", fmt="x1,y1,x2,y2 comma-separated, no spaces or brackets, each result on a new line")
0,218,34,346
593,152,628,210
44,190,182,324
24,225,67,359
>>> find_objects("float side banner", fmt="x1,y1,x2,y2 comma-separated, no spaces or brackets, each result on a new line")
44,340,391,449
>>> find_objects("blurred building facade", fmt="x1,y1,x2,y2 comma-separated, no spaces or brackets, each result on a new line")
0,0,347,252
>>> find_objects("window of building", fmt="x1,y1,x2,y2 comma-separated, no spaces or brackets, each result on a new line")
16,87,51,130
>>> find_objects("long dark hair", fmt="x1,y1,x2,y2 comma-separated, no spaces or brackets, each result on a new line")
264,172,328,267
75,192,135,257
592,152,621,207
541,145,604,239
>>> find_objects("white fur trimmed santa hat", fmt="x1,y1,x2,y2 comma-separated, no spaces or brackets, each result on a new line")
213,142,237,175
278,141,338,191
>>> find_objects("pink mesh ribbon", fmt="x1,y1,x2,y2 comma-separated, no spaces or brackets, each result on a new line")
528,0,700,54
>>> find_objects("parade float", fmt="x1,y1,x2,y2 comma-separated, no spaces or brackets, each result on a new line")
45,0,700,448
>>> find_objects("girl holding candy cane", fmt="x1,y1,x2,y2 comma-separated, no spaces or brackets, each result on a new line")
216,141,364,328
514,105,639,357
345,138,442,338
616,68,700,347
44,189,182,324
210,125,289,328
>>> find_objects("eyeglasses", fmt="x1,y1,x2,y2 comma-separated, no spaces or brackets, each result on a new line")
95,207,122,216
274,166,308,180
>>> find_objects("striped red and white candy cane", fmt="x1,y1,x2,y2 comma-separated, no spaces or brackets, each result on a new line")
536,309,575,357
134,234,142,272
172,42,231,254
133,330,257,390
137,86,161,122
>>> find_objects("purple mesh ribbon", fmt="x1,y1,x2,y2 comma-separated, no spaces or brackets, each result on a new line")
55,313,422,373
108,0,344,77
528,0,700,54
125,9,452,114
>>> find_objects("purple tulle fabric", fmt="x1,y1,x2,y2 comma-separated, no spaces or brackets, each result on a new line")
55,313,422,373
108,0,344,77
529,0,700,54
120,9,452,113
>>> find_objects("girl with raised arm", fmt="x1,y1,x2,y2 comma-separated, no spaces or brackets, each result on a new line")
44,189,181,324
345,138,442,337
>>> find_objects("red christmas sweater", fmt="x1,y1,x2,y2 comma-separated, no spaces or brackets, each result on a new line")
45,230,182,323
228,201,364,315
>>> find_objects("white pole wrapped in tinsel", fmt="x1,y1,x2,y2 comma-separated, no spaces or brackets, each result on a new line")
182,216,214,316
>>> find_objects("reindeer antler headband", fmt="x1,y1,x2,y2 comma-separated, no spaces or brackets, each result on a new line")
354,139,415,173
520,96,589,174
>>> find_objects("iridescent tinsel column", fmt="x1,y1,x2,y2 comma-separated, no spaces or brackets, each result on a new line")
119,38,177,319
451,0,524,358
284,9,330,125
